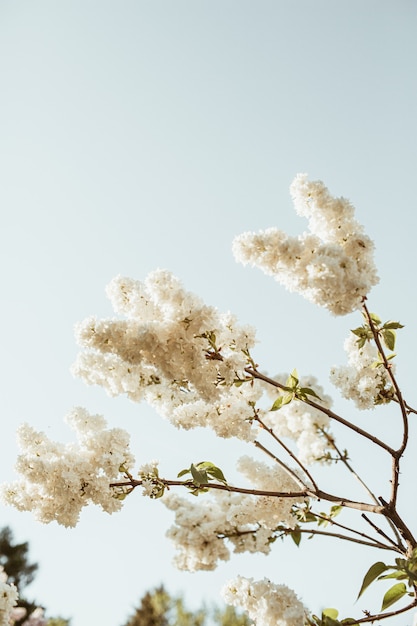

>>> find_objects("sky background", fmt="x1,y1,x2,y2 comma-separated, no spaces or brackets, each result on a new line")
1,1,417,625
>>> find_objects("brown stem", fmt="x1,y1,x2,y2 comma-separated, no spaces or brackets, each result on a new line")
279,526,394,551
362,303,409,508
320,430,379,503
379,497,417,553
110,477,386,514
311,512,399,553
361,514,405,553
321,429,403,548
245,367,396,456
351,598,417,624
253,440,312,490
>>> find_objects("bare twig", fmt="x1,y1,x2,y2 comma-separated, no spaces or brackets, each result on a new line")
255,415,319,491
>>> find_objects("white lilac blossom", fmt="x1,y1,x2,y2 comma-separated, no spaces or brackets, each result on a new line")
233,174,378,315
0,567,18,626
263,375,333,464
222,576,308,626
1,408,134,527
72,270,260,441
330,334,393,410
163,457,303,571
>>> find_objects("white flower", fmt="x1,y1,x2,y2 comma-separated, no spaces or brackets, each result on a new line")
330,334,393,409
222,576,308,626
163,456,304,571
0,567,18,626
233,175,378,315
1,408,135,527
73,270,259,442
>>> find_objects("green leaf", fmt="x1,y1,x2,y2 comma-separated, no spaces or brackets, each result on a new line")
381,583,407,610
383,321,404,330
286,369,299,389
382,329,396,351
322,609,338,620
177,468,190,478
300,387,322,400
291,529,302,546
357,561,388,599
190,464,208,486
270,396,282,411
378,571,408,580
282,392,293,406
330,505,343,518
196,462,228,484
369,312,382,325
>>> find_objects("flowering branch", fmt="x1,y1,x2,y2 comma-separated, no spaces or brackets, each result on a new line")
245,367,396,455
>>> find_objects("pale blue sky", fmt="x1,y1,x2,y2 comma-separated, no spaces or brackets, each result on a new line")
1,2,416,625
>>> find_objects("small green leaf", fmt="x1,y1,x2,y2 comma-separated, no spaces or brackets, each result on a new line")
381,583,407,610
190,463,208,485
378,571,408,580
369,312,381,325
270,396,283,411
330,505,343,518
286,369,299,389
322,609,338,620
383,321,404,330
177,468,190,478
291,529,302,546
300,387,322,400
196,462,227,484
357,561,388,599
382,329,396,351
281,392,293,406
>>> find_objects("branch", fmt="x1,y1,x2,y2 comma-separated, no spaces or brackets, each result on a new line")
362,303,409,507
110,477,386,514
245,367,396,456
253,439,313,491
361,514,405,553
277,526,394,551
351,598,417,624
255,415,319,491
310,512,400,553
320,429,404,548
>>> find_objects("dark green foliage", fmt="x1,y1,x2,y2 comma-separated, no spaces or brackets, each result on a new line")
0,526,71,626
0,526,38,590
122,586,253,626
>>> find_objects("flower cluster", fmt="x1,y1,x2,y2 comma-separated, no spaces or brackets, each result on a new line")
72,270,260,441
163,456,304,571
222,576,307,626
0,567,18,626
330,334,394,409
233,174,378,315
1,408,135,527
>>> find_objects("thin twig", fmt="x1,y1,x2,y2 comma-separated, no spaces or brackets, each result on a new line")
352,599,417,624
253,440,312,491
311,512,400,553
255,415,319,491
320,428,403,548
361,514,405,553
